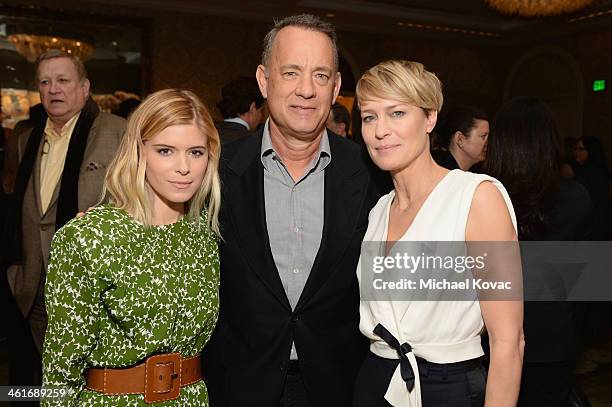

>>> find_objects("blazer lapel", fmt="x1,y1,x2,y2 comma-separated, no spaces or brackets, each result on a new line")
223,132,291,310
296,136,369,309
32,136,46,217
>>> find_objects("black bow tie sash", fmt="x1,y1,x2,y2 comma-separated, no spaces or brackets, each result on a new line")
373,323,416,392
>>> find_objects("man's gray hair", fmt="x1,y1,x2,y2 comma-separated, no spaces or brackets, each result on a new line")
261,14,339,72
35,49,88,82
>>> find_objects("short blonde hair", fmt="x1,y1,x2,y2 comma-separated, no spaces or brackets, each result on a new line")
103,89,222,236
356,60,443,114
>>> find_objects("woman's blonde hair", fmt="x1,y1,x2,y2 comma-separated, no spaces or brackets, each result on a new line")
356,60,443,114
102,89,222,236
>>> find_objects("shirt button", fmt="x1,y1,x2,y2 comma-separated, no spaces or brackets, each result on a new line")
293,268,300,274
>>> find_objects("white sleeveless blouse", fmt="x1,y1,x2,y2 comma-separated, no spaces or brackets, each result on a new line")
357,169,517,407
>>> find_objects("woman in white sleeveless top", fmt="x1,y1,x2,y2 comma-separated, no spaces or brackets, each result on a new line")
353,60,524,407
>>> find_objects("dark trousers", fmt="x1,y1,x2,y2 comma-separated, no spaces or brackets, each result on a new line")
6,293,42,387
279,361,309,407
518,360,575,407
5,276,41,407
354,352,486,407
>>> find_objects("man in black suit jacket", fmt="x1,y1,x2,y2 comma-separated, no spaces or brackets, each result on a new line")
203,14,388,407
215,76,265,144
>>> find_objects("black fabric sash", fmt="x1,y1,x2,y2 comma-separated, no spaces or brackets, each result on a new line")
9,98,99,264
373,323,416,392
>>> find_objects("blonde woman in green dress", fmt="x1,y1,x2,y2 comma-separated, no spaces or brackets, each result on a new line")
42,89,221,406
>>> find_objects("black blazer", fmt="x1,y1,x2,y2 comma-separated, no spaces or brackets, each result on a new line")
203,128,389,406
215,121,252,145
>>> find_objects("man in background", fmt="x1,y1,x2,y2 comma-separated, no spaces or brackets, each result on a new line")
215,76,265,143
326,101,351,138
5,49,125,386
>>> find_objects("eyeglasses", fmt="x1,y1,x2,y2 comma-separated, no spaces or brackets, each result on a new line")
42,138,50,155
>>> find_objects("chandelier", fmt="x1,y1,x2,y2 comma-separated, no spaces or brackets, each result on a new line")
484,0,599,16
7,34,94,62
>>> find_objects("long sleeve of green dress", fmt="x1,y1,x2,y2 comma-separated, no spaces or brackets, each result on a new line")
42,205,219,406
43,220,101,405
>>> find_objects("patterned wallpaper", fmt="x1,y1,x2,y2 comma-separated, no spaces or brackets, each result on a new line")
2,0,502,121
150,13,269,118
3,0,610,154
340,31,500,113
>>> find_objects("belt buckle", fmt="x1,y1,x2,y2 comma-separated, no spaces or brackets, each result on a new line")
144,353,181,404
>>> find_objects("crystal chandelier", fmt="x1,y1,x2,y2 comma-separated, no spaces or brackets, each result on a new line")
484,0,598,16
8,34,94,62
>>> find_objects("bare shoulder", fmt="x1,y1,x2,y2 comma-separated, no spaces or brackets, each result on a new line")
472,180,505,208
466,180,517,241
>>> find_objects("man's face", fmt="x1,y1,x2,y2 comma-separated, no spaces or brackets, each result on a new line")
245,102,265,131
256,26,341,142
37,57,90,127
326,111,347,137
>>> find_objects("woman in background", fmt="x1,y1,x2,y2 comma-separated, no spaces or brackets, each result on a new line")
573,136,610,240
485,96,591,407
354,60,523,407
42,89,221,406
431,106,489,171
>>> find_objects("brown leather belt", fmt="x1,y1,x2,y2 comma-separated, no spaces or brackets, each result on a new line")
85,353,201,404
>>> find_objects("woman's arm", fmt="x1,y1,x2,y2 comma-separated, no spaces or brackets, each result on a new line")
42,222,100,406
466,181,524,407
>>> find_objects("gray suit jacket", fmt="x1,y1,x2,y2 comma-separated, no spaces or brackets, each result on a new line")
8,112,125,318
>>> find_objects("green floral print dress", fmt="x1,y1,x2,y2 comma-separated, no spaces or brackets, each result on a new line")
42,204,219,406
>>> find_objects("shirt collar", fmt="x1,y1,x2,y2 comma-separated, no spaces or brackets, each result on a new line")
260,119,332,169
224,116,250,131
44,112,81,139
